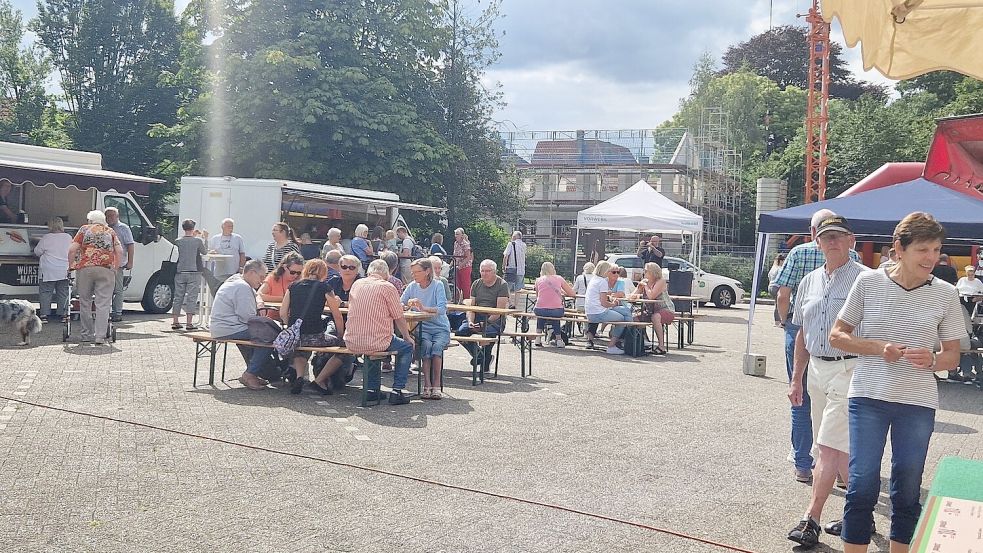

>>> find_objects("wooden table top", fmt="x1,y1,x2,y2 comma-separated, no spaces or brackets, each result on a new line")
446,303,517,316
264,301,434,322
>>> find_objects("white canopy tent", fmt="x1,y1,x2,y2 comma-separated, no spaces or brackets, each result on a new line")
574,180,704,268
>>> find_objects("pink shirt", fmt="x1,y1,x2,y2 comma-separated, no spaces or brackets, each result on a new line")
344,276,404,354
535,275,566,309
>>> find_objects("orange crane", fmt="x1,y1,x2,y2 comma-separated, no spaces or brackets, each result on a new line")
803,0,831,203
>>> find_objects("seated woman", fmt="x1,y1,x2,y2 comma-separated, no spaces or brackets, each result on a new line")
280,259,347,395
584,261,633,355
402,258,451,399
258,252,305,320
533,262,575,347
633,262,675,355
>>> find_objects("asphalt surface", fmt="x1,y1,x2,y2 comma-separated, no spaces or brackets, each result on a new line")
1,304,980,552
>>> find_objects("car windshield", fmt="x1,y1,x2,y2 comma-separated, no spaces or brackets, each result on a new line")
666,258,696,272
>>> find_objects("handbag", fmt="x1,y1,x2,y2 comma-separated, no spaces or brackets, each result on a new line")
248,316,282,344
159,245,177,282
503,242,518,284
272,281,321,357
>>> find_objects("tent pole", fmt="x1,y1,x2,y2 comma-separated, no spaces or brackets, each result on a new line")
745,232,770,355
572,228,581,276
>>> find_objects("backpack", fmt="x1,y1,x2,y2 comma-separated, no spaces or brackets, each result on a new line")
622,326,648,357
247,316,282,344
411,241,426,259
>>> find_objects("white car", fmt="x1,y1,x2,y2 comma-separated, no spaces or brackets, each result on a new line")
604,254,745,308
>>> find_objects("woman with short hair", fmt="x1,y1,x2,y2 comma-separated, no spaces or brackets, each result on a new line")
34,217,73,322
430,232,448,257
634,262,675,355
402,258,451,399
572,262,595,312
533,262,575,347
281,259,346,395
350,224,375,271
321,227,345,257
68,210,123,345
263,222,301,272
584,260,633,355
171,219,207,330
830,212,964,552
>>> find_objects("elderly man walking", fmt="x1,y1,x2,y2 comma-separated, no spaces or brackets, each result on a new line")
786,216,869,547
773,208,861,483
503,230,527,305
345,259,416,405
104,206,135,322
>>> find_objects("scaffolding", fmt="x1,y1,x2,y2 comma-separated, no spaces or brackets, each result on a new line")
498,117,742,267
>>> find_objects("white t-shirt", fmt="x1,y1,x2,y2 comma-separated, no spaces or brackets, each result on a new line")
584,276,610,315
956,276,983,296
838,268,965,410
573,273,594,309
208,233,246,275
503,239,527,274
34,232,74,282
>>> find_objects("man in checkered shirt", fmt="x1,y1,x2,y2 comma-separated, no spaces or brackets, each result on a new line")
773,209,861,483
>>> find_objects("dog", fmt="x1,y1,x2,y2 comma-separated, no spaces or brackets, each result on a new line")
0,299,44,346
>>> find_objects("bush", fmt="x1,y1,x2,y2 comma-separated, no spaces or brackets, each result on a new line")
464,221,509,272
700,255,755,291
523,244,554,281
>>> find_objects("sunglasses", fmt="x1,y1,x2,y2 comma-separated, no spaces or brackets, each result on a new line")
288,269,302,276
340,264,358,270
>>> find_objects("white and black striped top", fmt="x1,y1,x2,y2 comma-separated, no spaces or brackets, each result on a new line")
792,260,868,357
838,268,965,410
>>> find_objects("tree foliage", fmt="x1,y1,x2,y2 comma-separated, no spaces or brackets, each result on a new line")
0,0,52,144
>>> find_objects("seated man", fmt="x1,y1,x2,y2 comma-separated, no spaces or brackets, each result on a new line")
324,249,343,279
209,260,275,390
344,259,416,405
457,259,510,372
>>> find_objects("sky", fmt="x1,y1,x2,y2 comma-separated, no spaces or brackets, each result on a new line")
10,0,896,132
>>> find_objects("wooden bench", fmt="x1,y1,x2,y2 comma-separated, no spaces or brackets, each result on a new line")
499,330,542,377
184,332,393,406
450,335,498,385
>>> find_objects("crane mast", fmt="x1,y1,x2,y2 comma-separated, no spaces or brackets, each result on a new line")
803,0,831,203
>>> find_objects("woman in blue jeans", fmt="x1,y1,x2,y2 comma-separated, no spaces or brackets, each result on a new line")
830,212,964,553
533,262,575,347
402,258,450,400
584,260,632,355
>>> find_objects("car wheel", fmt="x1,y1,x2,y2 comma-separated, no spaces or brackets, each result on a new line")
711,286,735,308
141,272,174,314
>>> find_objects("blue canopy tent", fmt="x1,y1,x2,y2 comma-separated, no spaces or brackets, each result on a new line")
744,178,983,374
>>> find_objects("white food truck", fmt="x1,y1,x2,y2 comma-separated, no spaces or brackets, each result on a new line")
178,176,444,262
0,141,176,313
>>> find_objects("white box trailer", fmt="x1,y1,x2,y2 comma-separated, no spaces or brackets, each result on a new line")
0,141,177,313
178,176,444,261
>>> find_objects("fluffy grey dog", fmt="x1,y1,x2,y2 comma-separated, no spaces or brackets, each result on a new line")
0,299,43,346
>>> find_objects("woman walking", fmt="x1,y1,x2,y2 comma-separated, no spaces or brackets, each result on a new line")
829,212,964,553
68,210,123,345
171,219,207,330
402,258,451,399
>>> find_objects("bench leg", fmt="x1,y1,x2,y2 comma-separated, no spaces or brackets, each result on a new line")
494,335,501,377
472,353,479,386
687,321,694,344
221,343,228,382
361,357,383,407
519,338,526,378
527,338,533,376
677,322,684,349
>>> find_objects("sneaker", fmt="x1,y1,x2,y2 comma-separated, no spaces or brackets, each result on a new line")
554,340,565,349
110,314,123,323
388,390,411,405
947,372,968,383
795,468,813,483
363,390,383,402
239,372,268,391
606,346,625,355
787,517,821,546
824,519,875,537
290,377,306,395
307,380,333,396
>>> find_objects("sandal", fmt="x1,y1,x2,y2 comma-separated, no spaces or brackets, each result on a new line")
185,323,199,331
422,388,433,399
430,390,442,400
653,346,668,355
171,323,183,330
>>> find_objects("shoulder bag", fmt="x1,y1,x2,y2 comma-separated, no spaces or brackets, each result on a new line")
503,242,518,284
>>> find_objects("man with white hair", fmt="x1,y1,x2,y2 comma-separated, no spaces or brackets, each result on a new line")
104,206,135,322
344,259,416,405
457,259,510,372
206,218,247,295
503,230,527,305
773,209,861,483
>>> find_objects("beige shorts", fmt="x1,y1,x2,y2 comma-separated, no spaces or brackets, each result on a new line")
808,356,856,454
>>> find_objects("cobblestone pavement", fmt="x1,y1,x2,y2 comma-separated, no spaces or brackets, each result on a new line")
1,304,980,552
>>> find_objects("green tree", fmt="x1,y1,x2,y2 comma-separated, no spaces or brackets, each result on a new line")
32,0,183,179
0,0,50,143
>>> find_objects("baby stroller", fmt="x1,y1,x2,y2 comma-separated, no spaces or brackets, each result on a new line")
63,271,116,343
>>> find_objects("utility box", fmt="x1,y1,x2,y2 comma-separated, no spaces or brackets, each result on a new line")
743,353,767,376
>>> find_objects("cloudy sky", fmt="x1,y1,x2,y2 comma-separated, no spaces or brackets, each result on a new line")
10,0,894,131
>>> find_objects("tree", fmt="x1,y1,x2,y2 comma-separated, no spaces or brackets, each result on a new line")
32,0,183,178
0,0,51,143
721,25,887,101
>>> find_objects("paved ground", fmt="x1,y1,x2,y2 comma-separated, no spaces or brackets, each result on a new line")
1,304,981,552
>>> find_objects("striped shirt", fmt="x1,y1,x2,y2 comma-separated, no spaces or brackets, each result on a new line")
344,275,404,354
792,260,868,357
773,241,861,309
838,268,965,410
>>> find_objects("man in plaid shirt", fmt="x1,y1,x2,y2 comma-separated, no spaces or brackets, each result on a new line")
773,209,861,483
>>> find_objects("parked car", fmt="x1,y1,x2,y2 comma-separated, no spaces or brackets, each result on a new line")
604,253,745,308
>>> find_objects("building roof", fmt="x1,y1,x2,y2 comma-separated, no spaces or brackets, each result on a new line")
531,138,638,166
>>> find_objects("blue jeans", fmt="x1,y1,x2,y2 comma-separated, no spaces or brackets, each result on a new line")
587,306,632,338
39,279,70,317
419,327,450,359
842,397,935,545
784,322,813,471
457,316,502,365
365,335,414,392
534,307,565,335
219,329,274,376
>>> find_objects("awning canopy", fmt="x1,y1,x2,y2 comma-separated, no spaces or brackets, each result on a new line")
822,0,983,81
1,158,164,196
576,179,703,234
759,177,983,241
281,181,445,213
